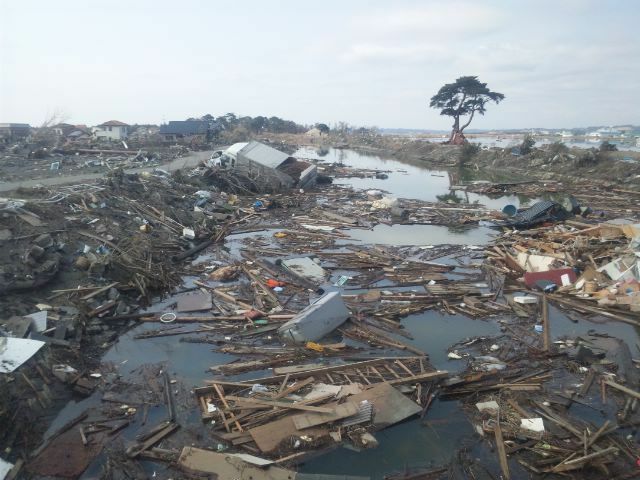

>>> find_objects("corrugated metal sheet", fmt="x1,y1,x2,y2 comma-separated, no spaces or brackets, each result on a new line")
341,401,373,427
238,141,292,169
511,200,558,223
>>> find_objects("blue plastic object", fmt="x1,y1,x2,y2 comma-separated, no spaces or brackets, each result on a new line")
502,204,517,217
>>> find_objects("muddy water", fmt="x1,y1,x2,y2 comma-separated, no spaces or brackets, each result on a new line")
295,146,534,209
345,224,495,246
47,148,640,478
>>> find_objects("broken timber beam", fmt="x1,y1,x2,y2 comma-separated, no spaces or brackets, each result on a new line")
224,396,333,413
604,379,640,401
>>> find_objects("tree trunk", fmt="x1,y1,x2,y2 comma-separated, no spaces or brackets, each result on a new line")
449,110,475,145
450,131,466,145
448,117,460,144
448,120,465,144
460,109,475,133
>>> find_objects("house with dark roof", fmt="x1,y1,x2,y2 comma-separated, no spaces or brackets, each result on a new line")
52,123,76,137
0,123,31,141
93,120,129,141
159,120,213,142
66,127,92,142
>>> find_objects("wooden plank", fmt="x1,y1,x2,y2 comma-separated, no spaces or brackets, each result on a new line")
225,396,333,413
292,401,359,429
278,373,291,394
384,365,401,379
241,264,281,306
245,357,428,384
178,447,295,479
249,417,329,453
494,421,511,480
370,366,386,382
506,398,533,418
88,300,116,317
579,369,596,396
604,379,640,400
394,360,414,376
355,368,371,385
274,364,325,375
199,380,259,390
213,384,243,432
551,447,618,473
80,282,119,301
18,213,45,227
126,422,178,458
273,376,314,400
387,370,448,386
587,420,611,448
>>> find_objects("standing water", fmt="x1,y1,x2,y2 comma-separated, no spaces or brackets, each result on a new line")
294,146,536,209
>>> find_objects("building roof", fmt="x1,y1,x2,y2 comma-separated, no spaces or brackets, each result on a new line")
237,141,292,169
159,120,209,135
68,130,90,137
225,142,249,156
99,120,129,127
0,123,30,128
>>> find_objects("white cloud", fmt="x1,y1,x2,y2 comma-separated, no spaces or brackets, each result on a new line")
341,44,449,63
358,2,504,36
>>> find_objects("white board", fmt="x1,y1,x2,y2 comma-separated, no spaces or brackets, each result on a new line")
0,337,45,373
0,457,14,480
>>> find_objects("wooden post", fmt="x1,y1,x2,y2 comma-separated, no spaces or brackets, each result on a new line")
542,294,550,352
494,420,511,480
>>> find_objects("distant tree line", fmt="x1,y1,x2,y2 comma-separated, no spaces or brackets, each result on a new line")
191,113,308,135
181,113,383,144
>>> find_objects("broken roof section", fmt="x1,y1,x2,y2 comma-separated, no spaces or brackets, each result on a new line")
225,141,249,157
237,141,317,190
238,140,294,169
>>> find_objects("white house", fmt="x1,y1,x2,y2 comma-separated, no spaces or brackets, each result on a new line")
94,120,129,141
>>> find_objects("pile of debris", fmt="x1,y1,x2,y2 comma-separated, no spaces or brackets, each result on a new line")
3,147,640,479
486,217,640,323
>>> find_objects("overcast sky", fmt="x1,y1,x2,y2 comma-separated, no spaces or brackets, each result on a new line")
1,0,638,129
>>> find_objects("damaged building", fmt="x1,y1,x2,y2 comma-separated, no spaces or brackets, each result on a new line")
0,123,31,142
213,140,317,191
159,120,214,143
